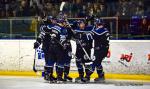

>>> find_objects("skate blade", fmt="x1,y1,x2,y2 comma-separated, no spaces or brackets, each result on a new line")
57,81,64,84
49,80,57,84
66,79,73,82
75,80,87,84
64,80,73,84
94,80,105,83
44,80,50,83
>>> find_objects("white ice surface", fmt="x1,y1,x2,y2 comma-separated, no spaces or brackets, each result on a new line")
0,76,150,89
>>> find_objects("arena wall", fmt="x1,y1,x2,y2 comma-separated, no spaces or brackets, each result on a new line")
0,40,150,75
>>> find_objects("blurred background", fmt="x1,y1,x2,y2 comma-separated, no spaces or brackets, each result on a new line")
0,0,150,39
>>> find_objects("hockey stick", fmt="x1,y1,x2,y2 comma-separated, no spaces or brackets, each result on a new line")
33,49,37,72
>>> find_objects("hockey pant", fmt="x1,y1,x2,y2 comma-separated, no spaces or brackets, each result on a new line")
92,47,109,78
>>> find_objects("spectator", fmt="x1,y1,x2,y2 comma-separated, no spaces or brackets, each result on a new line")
16,0,30,17
141,16,150,35
134,1,144,16
96,3,107,17
0,0,6,17
51,4,59,16
43,2,53,16
30,2,40,16
106,0,118,16
116,0,131,16
8,0,18,17
144,0,150,16
78,4,87,17
135,6,144,16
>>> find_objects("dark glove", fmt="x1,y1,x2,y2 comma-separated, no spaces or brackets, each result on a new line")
34,42,40,49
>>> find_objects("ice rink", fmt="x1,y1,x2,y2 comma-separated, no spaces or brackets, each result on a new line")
0,76,150,89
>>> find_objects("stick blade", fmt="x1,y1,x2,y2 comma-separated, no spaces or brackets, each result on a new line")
60,2,66,11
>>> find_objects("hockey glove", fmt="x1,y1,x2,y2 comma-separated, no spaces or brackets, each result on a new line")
50,34,57,39
34,42,40,49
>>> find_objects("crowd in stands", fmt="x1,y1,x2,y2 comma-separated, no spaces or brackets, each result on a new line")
0,0,150,18
0,0,150,38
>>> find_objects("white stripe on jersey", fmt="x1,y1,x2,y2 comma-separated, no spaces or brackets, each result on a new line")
74,30,91,33
47,25,52,29
40,25,46,33
51,26,61,33
86,33,93,40
92,27,108,36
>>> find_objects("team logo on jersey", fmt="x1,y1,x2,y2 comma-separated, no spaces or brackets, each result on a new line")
118,53,133,67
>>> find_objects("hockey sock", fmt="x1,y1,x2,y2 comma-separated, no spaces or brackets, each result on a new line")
78,68,84,78
44,66,53,76
96,65,104,78
76,59,84,78
85,65,94,78
57,66,64,79
64,65,70,77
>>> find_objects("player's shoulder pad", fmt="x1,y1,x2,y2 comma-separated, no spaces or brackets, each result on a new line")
74,27,91,33
51,25,61,33
74,27,83,32
86,25,94,29
92,27,109,36
86,25,95,31
47,24,54,29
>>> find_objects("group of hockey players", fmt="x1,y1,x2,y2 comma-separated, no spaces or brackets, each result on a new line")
33,14,110,83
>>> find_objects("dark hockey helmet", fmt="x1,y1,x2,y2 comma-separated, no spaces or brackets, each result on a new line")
77,19,86,26
47,16,54,24
77,19,86,29
94,18,104,25
47,16,53,20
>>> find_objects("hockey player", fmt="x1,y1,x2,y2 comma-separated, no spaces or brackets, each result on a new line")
92,19,110,82
54,19,73,82
62,21,74,82
82,18,110,82
50,18,73,83
34,16,57,82
74,20,93,82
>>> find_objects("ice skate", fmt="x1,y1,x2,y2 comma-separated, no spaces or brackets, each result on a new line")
64,75,73,82
94,77,105,83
